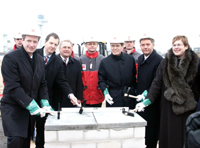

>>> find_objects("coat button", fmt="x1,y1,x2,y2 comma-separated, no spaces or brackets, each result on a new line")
31,91,33,94
33,76,35,80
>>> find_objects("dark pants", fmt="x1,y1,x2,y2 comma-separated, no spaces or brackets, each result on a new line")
31,116,47,148
85,103,102,107
7,136,30,148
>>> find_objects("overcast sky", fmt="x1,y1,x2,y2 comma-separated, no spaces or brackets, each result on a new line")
1,0,200,52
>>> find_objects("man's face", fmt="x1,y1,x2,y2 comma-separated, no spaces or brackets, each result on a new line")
172,40,188,59
23,35,39,57
110,43,123,56
85,42,98,53
14,38,23,48
59,42,72,59
124,41,135,50
44,36,59,55
140,39,154,56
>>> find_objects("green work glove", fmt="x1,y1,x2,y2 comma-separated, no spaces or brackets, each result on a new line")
136,90,148,102
40,99,55,115
135,98,151,112
26,99,45,117
103,88,114,105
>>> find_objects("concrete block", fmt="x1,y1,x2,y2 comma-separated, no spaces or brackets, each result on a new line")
97,141,121,148
134,127,145,138
84,129,109,141
72,142,96,148
110,128,134,139
45,131,57,142
122,138,146,148
45,143,70,148
58,130,83,142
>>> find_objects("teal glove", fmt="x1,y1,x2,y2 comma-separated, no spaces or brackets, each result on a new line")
26,99,44,117
40,99,55,115
135,98,151,112
103,88,114,105
136,90,148,102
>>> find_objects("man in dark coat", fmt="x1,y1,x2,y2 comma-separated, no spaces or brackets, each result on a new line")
1,29,52,148
185,111,200,148
98,37,136,107
32,33,79,148
52,39,83,109
136,36,163,148
135,35,200,148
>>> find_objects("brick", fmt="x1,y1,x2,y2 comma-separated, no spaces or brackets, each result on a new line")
98,141,121,148
84,129,109,141
58,130,83,142
45,143,70,148
110,128,134,139
45,131,57,142
134,127,145,138
122,138,146,148
72,142,96,148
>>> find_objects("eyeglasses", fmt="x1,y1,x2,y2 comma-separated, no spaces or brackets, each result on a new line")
86,43,98,46
15,38,22,41
111,45,121,48
172,44,183,47
125,41,134,44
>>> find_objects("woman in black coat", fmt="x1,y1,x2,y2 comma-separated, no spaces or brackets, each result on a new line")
136,35,200,148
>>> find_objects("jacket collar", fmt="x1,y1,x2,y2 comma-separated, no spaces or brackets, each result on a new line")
86,51,99,58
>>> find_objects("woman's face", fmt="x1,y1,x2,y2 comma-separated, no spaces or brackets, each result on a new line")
172,40,188,59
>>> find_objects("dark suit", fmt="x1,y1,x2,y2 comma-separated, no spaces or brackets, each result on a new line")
52,54,83,109
137,49,163,148
1,46,48,147
32,47,73,148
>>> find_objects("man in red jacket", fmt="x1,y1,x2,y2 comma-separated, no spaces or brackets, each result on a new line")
13,32,23,50
79,36,104,107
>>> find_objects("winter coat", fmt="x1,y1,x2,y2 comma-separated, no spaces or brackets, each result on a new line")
52,55,83,109
146,48,200,148
137,49,163,144
185,111,200,148
79,51,104,105
98,52,136,107
36,47,72,106
0,46,48,138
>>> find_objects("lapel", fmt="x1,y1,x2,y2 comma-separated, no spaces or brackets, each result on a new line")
20,48,33,75
45,52,55,68
140,50,156,66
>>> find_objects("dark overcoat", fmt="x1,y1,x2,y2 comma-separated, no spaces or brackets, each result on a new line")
52,55,83,109
98,52,136,107
0,46,48,138
137,50,163,144
36,47,72,106
146,48,200,148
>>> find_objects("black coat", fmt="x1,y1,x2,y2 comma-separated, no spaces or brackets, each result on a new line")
98,52,136,107
52,55,83,109
1,46,48,138
137,50,163,144
146,49,200,148
36,47,72,106
185,111,200,148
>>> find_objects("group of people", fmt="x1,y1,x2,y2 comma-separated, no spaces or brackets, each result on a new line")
0,29,200,148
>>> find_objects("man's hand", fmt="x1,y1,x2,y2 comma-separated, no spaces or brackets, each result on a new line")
26,99,46,118
135,102,145,112
69,94,81,107
104,88,114,105
40,99,55,116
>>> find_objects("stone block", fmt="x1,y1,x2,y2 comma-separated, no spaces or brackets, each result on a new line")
84,129,109,141
97,141,121,148
45,131,57,142
45,143,70,148
72,142,96,148
134,127,145,138
110,128,134,139
122,138,146,148
58,130,83,142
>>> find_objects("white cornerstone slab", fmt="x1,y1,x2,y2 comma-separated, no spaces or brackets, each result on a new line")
45,107,147,148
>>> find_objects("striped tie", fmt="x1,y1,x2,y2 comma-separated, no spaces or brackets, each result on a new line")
44,55,49,66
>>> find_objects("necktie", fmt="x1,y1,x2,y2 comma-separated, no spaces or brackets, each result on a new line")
63,59,67,66
44,55,49,66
